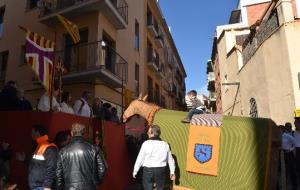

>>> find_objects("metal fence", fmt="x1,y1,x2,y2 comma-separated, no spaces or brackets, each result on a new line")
40,0,128,23
55,40,128,82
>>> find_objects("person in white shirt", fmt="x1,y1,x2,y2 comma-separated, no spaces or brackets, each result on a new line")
281,122,297,190
37,88,62,112
60,92,74,114
133,125,175,190
73,91,92,118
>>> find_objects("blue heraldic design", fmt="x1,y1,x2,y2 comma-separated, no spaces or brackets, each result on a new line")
194,144,213,164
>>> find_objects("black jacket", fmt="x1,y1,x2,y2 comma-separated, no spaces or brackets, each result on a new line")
0,85,19,111
56,136,106,190
28,146,58,189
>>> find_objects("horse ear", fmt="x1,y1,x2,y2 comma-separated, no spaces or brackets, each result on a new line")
138,93,143,100
142,94,148,101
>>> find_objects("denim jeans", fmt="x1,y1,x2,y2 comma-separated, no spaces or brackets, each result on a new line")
187,108,204,120
143,167,166,190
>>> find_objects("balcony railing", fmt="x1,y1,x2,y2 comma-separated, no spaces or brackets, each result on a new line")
154,35,164,48
208,72,215,81
209,92,216,100
110,0,128,23
55,40,128,87
147,13,159,37
39,0,128,28
147,48,159,71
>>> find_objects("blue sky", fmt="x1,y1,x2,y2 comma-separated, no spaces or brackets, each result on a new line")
159,0,237,95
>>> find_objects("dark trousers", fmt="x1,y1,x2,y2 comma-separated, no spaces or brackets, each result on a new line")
143,167,166,190
296,148,300,185
187,108,203,120
284,151,298,190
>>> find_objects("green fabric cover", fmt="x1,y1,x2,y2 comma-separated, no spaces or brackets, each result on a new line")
153,109,270,190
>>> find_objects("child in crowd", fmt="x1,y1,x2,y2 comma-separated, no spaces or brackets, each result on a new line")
182,90,205,123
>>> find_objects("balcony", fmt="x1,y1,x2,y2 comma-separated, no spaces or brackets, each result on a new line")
147,49,159,72
208,81,215,92
147,14,158,37
209,92,217,101
156,70,164,79
39,0,128,29
154,36,164,48
155,65,164,79
56,41,128,88
147,57,159,72
168,84,177,97
208,72,215,82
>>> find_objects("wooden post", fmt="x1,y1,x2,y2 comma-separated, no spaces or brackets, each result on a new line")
56,57,64,103
50,31,57,111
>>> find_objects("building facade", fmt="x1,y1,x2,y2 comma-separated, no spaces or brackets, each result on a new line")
206,60,216,113
0,0,186,111
212,0,300,124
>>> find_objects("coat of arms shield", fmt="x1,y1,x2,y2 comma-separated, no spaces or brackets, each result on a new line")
194,144,213,164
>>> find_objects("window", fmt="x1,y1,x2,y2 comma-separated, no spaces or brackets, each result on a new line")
20,45,26,66
147,10,153,26
147,76,153,102
102,32,116,73
147,41,153,62
135,63,140,96
27,0,39,9
249,98,258,118
0,7,5,38
134,20,139,50
64,28,89,71
0,51,9,80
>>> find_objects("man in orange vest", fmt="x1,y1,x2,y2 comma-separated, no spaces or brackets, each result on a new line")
28,124,58,190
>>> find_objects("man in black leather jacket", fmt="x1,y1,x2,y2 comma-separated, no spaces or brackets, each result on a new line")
56,123,106,190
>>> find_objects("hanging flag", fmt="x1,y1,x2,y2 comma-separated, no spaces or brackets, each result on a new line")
186,124,221,176
57,15,80,44
25,30,55,94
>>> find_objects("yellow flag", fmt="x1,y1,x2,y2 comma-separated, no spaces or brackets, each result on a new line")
57,15,80,44
295,109,300,118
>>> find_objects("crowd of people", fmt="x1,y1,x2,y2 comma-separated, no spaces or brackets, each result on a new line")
0,81,32,111
0,123,106,190
280,116,300,190
0,81,121,123
0,123,176,190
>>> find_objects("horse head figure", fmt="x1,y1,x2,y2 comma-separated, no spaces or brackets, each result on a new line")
123,94,161,125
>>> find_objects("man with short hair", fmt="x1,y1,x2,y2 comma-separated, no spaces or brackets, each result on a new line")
56,123,106,190
29,124,58,190
73,91,92,117
17,89,33,111
133,125,175,190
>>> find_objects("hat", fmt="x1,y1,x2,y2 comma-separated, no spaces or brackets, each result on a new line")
295,109,300,118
